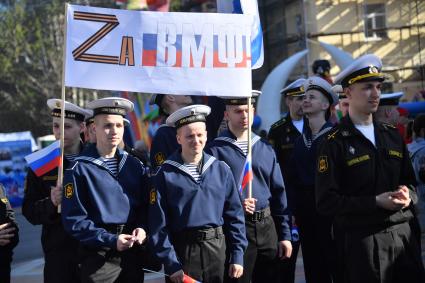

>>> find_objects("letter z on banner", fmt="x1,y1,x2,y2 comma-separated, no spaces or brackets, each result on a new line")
65,4,254,97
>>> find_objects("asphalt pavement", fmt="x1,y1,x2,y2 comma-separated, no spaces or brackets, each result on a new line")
10,209,425,283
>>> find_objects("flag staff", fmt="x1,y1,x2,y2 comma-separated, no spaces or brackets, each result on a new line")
247,95,252,199
57,2,69,213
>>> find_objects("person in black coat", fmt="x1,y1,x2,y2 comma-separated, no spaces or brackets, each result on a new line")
0,184,19,283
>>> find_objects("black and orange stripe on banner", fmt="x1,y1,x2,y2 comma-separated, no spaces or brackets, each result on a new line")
72,11,119,64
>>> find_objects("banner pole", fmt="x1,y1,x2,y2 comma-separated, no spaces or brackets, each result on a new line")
57,2,69,213
247,96,252,199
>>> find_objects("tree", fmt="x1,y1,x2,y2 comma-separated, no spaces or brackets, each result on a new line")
0,0,116,138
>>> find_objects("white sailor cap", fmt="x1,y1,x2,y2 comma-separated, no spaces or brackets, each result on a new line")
222,90,261,105
166,104,211,128
87,97,134,117
85,112,95,125
332,85,347,99
335,54,385,88
379,92,403,106
280,79,306,97
304,76,339,106
47,99,92,122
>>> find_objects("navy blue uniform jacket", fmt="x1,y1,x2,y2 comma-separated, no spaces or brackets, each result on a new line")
61,144,149,249
148,151,247,275
291,121,334,190
23,157,78,254
206,130,291,241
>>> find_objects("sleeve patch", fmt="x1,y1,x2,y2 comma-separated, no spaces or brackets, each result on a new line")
155,152,166,165
318,156,328,173
64,183,74,199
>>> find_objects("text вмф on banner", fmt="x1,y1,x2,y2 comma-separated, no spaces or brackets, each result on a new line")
65,4,254,97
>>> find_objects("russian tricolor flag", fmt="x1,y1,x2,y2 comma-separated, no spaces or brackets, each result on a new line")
217,0,264,69
183,274,202,283
24,141,61,177
239,155,253,194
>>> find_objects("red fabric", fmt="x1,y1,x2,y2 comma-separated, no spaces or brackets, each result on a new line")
183,274,201,283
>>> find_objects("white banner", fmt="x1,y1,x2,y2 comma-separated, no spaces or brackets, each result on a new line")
65,4,253,97
217,0,264,69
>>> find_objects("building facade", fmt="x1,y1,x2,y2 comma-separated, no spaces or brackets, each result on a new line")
259,0,424,100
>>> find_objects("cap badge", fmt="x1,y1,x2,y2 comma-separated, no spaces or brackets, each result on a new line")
349,146,355,155
55,101,61,108
369,66,379,74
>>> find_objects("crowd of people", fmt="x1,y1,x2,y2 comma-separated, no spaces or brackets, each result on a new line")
1,53,425,283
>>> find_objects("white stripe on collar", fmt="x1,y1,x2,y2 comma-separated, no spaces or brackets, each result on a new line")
215,135,261,155
75,151,128,176
164,155,217,182
201,155,216,174
302,127,332,149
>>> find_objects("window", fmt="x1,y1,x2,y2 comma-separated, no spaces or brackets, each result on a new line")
364,3,387,39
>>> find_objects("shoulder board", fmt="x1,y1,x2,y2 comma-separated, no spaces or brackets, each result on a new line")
270,118,286,130
327,129,340,140
381,122,397,130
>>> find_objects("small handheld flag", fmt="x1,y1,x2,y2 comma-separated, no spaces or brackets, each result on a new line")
183,274,202,283
239,155,253,194
142,268,202,283
24,141,61,177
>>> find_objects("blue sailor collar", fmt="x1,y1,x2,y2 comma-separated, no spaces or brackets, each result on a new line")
215,130,261,154
302,121,334,149
75,143,129,176
164,151,217,182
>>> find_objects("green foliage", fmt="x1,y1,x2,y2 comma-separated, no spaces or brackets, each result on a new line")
169,0,182,12
0,0,65,137
0,0,116,137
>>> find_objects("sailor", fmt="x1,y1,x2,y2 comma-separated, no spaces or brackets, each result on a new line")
0,184,19,283
83,114,96,144
23,99,91,283
61,97,150,283
207,92,292,283
149,104,247,283
268,79,306,283
374,92,404,125
316,54,425,282
289,76,339,283
149,93,193,168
